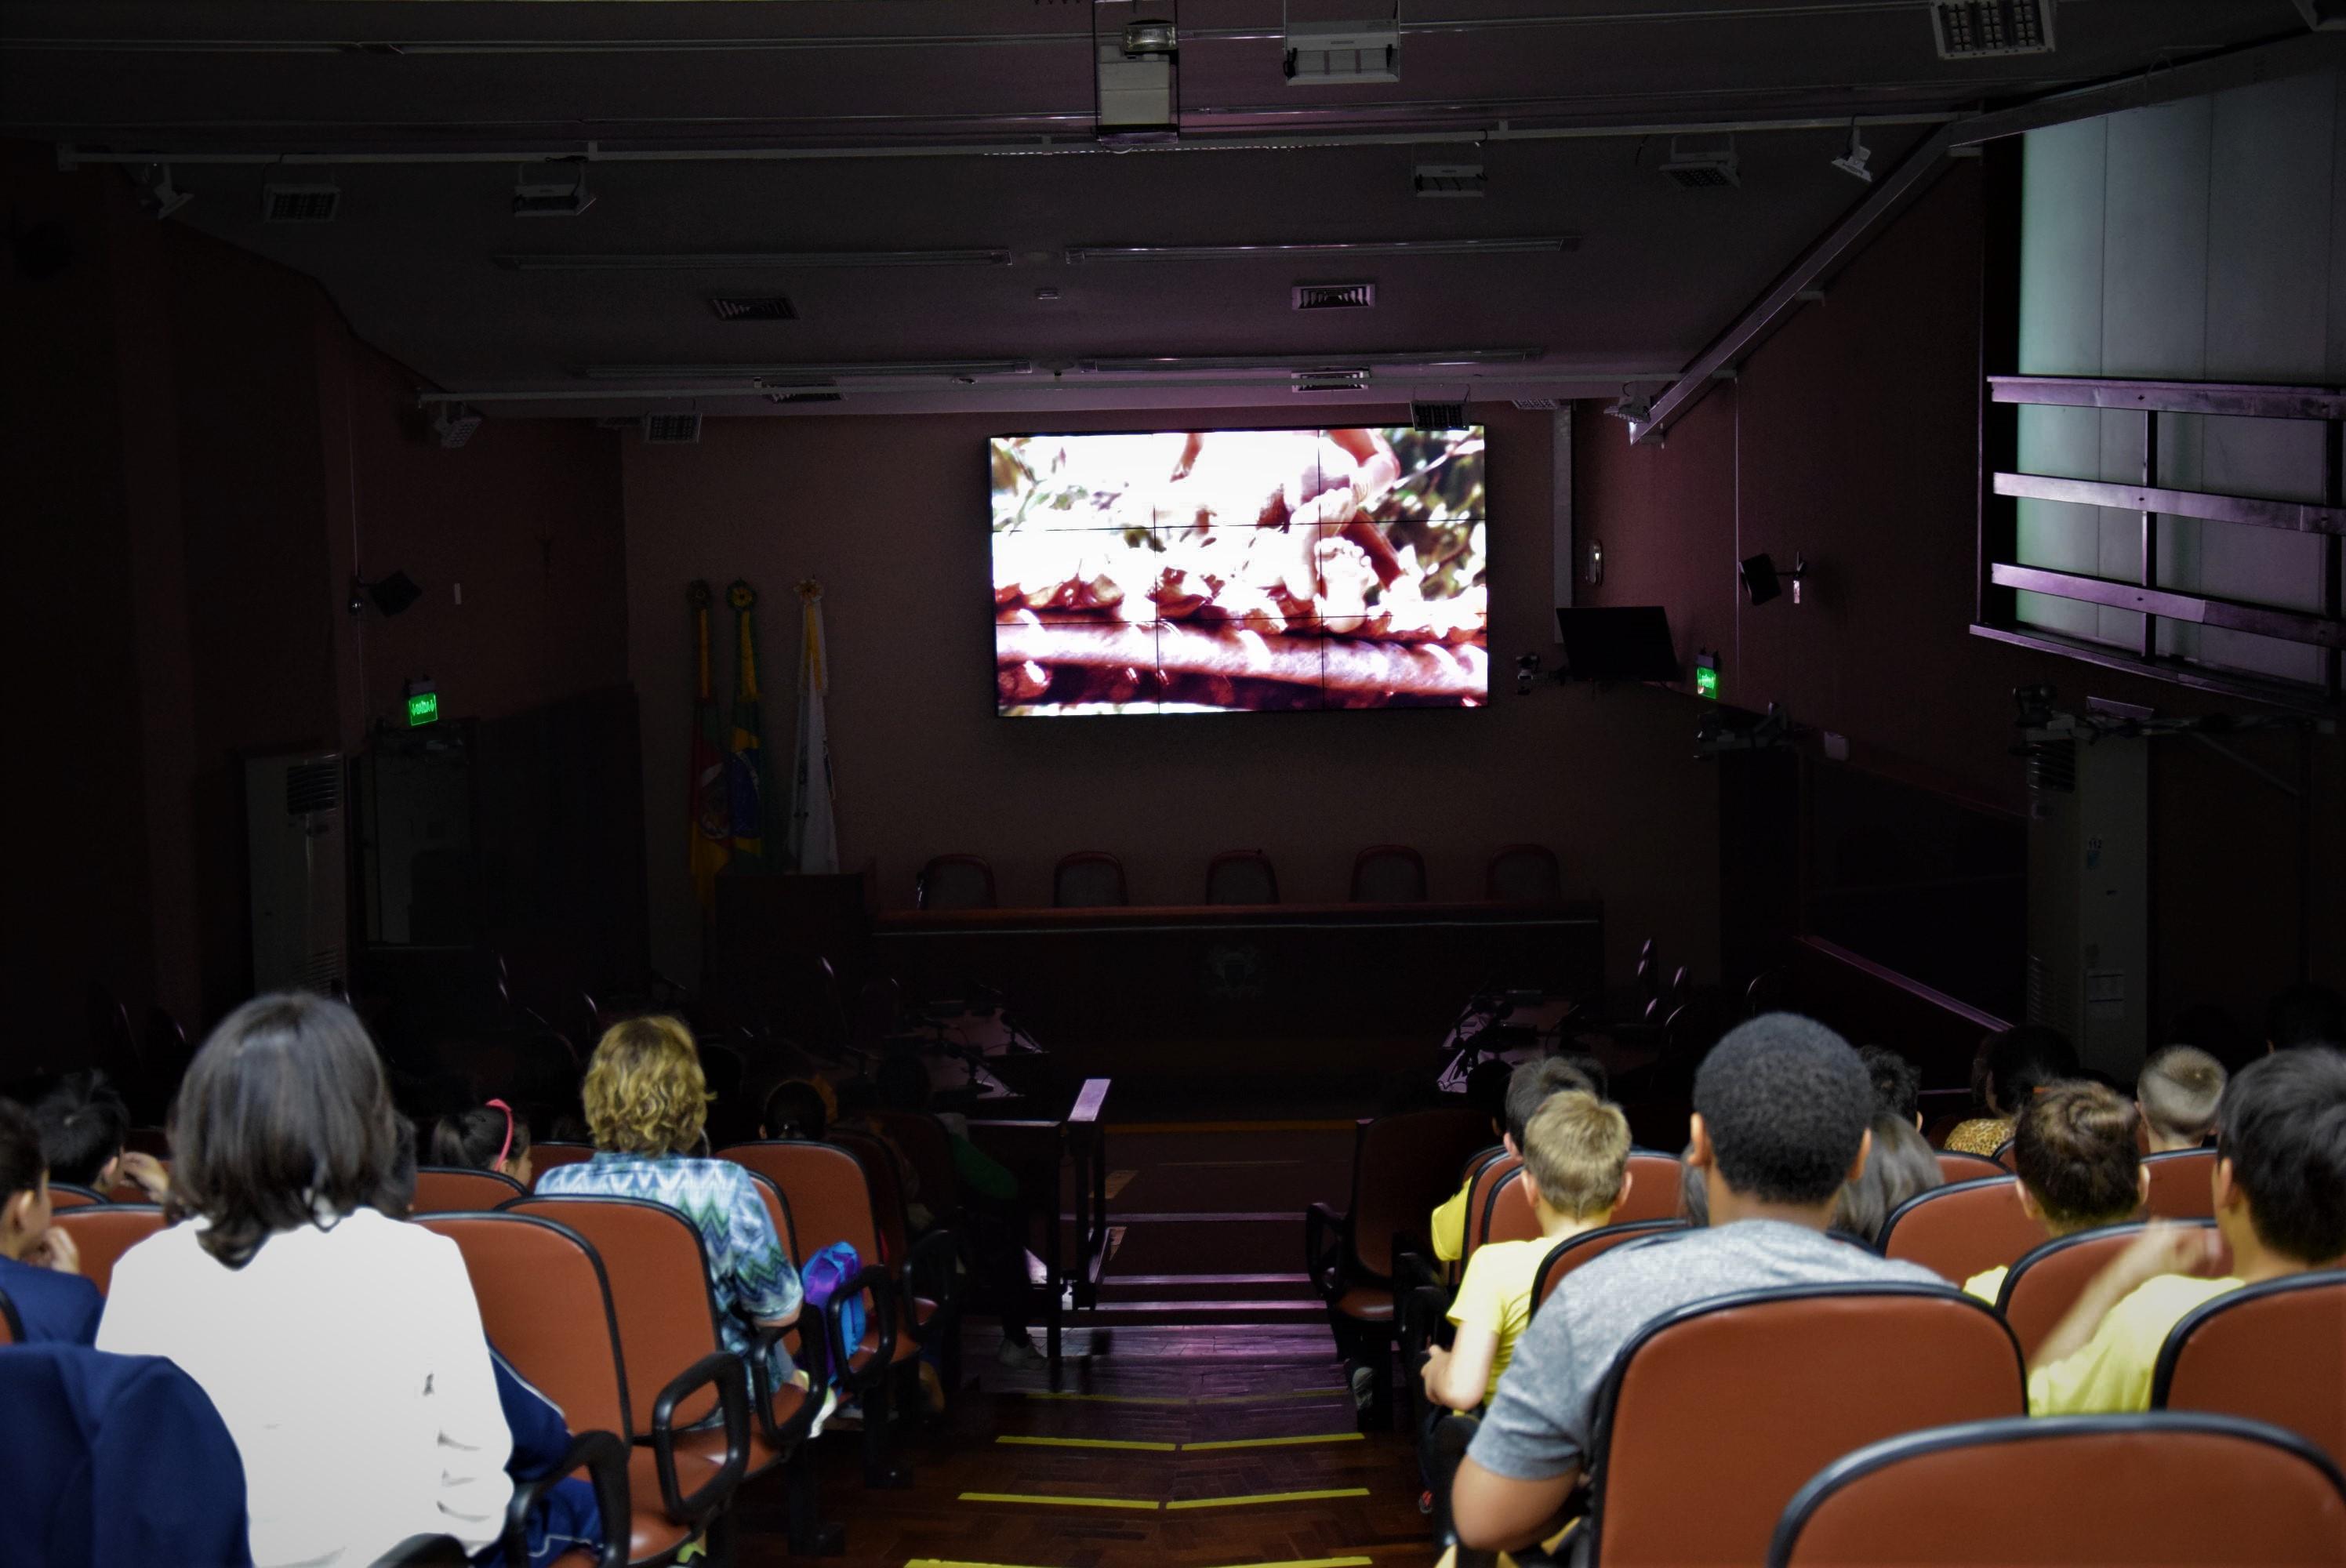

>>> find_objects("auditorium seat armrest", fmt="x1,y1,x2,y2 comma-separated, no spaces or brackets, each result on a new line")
743,1323,819,1451
828,1263,900,1383
1306,1202,1349,1298
649,1352,749,1523
503,1428,629,1568
902,1228,963,1322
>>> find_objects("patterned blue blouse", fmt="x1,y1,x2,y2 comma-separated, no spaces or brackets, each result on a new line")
537,1151,802,1384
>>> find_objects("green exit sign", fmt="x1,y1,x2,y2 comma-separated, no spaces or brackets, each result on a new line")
1694,666,1720,699
406,691,440,726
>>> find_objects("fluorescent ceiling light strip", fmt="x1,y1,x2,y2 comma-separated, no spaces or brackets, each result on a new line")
1075,350,1537,372
577,359,1035,381
1066,237,1575,263
496,249,1013,270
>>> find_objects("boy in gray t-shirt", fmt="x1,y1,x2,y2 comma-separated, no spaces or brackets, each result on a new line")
1454,1014,1943,1555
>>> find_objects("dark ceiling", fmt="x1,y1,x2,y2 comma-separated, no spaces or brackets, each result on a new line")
0,1,2311,416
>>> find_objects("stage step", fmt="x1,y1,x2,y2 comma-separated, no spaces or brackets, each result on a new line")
1095,1271,1314,1304
1080,1297,1329,1326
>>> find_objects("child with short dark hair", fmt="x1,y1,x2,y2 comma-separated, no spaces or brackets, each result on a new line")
2136,1046,2225,1152
1431,1057,1593,1264
1857,1045,1922,1128
2027,1049,2346,1414
31,1069,167,1200
430,1098,533,1185
0,1097,102,1345
1963,1080,2143,1302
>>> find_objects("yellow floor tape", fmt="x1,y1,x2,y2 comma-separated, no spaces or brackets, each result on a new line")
1182,1432,1364,1450
957,1491,1160,1510
1164,1486,1373,1510
996,1435,1179,1452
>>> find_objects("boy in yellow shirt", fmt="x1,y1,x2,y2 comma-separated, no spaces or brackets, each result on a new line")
1431,1057,1596,1264
1422,1091,1631,1411
1963,1080,2145,1304
2027,1049,2346,1414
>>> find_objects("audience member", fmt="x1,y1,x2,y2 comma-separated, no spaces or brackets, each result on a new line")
2136,1046,2225,1152
1451,1014,1942,1554
536,1016,805,1394
2027,1049,2346,1414
1831,1112,1942,1243
1676,1143,1707,1227
1941,1025,2079,1156
1422,1091,1631,1414
1432,1057,1594,1264
761,1077,833,1142
31,1069,167,1200
2265,982,2344,1054
0,1097,102,1345
1857,1045,1922,1128
97,993,514,1566
429,1097,533,1185
1964,1080,2143,1303
2169,1001,2257,1076
1429,1057,1516,1264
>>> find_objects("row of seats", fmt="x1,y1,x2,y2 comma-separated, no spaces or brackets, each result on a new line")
15,1127,967,1566
916,842,1567,909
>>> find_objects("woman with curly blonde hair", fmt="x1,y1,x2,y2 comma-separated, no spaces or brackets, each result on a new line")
536,1016,803,1388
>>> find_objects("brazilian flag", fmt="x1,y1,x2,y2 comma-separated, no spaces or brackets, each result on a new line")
724,579,772,868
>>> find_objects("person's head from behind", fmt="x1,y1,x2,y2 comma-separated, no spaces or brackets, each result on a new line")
429,1098,532,1185
2212,1050,2346,1268
874,1052,932,1113
2265,983,2344,1054
1517,1091,1631,1232
0,1097,57,1261
761,1079,831,1142
2137,1046,2226,1152
1464,1056,1513,1138
1976,1025,2079,1117
1857,1045,1922,1128
1504,1056,1594,1153
1832,1112,1942,1241
31,1069,130,1190
583,1015,709,1157
2012,1080,2143,1239
1689,1013,1872,1225
169,993,407,1269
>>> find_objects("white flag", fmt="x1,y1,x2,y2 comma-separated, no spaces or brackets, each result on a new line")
786,580,839,874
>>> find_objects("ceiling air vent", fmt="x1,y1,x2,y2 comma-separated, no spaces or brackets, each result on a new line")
710,295,797,321
642,412,703,445
1292,281,1375,311
1510,397,1560,411
1414,162,1486,198
262,183,340,223
1411,400,1467,430
1660,140,1739,190
768,390,842,404
1292,368,1370,394
1930,0,2054,60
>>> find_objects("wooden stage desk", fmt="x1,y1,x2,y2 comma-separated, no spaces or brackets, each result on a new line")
872,899,1603,1083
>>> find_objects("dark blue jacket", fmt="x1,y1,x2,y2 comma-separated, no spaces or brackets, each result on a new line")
0,1342,252,1567
0,1255,104,1347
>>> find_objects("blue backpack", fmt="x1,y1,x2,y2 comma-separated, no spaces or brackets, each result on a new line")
798,1241,867,1381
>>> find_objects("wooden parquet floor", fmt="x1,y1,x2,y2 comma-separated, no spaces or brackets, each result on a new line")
734,1323,1431,1567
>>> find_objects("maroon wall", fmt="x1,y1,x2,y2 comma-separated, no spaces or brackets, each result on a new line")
624,405,1725,990
1575,162,2344,1038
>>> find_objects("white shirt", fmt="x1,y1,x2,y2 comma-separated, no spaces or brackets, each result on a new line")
98,1207,514,1567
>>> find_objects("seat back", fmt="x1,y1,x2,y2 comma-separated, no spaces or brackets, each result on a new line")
50,1204,166,1295
1534,1221,1687,1308
864,1109,960,1226
47,1183,105,1211
1999,1221,2227,1363
1486,843,1562,904
1350,844,1427,903
1768,1413,2346,1567
720,1141,886,1269
829,1128,911,1263
1879,1177,2044,1285
2155,1269,2346,1473
917,854,997,911
1619,1152,1687,1223
410,1166,526,1214
2142,1147,2217,1220
1204,849,1279,906
1592,1285,2025,1567
1349,1108,1493,1279
1483,1167,1542,1246
1992,1138,2017,1171
1052,851,1128,908
528,1142,597,1183
502,1196,727,1436
1935,1150,2006,1185
419,1211,631,1439
1460,1152,1523,1258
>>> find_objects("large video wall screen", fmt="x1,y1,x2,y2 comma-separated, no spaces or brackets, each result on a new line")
990,426,1488,715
